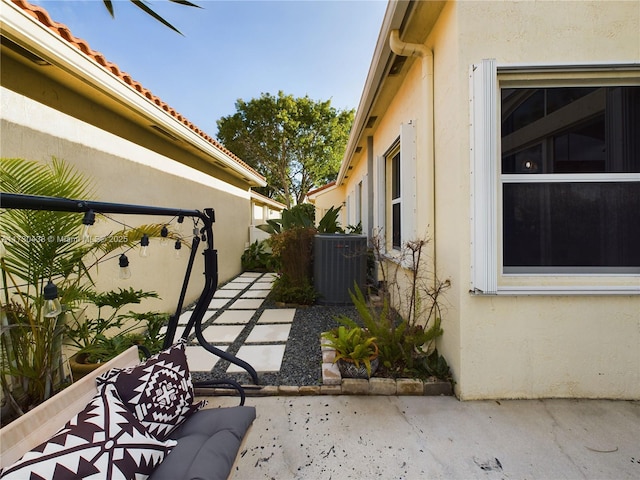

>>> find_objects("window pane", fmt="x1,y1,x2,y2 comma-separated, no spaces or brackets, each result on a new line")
392,152,401,199
392,202,401,249
502,86,640,174
503,182,640,271
553,115,606,173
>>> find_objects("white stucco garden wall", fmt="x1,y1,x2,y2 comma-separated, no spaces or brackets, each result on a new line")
1,87,251,315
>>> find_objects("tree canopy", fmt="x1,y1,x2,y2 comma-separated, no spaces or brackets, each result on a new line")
217,91,354,207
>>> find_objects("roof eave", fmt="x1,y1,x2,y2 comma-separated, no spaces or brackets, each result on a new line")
1,0,266,188
336,1,410,186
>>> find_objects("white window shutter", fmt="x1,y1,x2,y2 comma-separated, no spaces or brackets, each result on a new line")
375,155,386,237
400,121,417,243
470,59,498,294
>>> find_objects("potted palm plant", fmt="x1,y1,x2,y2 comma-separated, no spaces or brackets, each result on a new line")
64,288,166,379
0,158,171,423
321,325,379,379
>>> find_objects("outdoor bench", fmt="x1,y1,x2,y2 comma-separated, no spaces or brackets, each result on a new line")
0,345,256,480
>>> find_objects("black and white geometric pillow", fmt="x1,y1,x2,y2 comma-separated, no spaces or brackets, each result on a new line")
0,383,176,480
97,340,206,441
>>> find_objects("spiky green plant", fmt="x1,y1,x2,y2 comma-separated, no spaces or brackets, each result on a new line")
1,158,98,415
337,282,444,379
321,325,377,377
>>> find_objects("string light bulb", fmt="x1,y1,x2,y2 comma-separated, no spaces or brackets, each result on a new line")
81,210,95,243
43,280,62,319
160,225,169,246
118,254,131,279
174,239,182,259
139,234,150,258
175,215,184,233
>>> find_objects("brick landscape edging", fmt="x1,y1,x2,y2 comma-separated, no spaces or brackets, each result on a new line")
318,336,453,396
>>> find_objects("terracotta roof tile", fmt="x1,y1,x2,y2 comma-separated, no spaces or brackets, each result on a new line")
12,0,263,181
307,181,337,197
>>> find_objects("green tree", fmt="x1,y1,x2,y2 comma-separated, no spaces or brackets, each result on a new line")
102,0,201,35
217,91,354,207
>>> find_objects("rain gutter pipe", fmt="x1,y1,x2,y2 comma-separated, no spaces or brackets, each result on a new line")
389,29,437,278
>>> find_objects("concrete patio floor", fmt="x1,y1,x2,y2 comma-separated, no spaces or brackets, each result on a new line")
202,395,639,480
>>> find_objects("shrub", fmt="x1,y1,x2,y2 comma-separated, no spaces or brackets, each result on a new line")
241,240,274,272
270,227,317,304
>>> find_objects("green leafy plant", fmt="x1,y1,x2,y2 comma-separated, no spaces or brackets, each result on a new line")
338,284,444,378
258,206,351,304
269,226,317,304
1,158,175,420
1,158,97,417
334,229,452,381
317,206,343,234
270,274,318,305
64,288,160,363
321,325,378,377
256,207,314,235
241,240,274,272
422,349,452,382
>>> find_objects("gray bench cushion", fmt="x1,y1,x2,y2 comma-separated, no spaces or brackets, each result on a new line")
149,406,256,480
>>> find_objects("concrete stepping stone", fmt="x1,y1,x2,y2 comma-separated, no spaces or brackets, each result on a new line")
245,324,291,343
257,309,295,324
240,290,270,299
214,289,243,298
185,345,226,372
160,325,186,342
238,272,262,278
229,299,264,309
178,310,194,324
228,344,286,373
214,310,254,325
207,298,230,309
201,324,245,343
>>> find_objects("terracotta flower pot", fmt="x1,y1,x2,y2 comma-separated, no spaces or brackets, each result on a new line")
69,353,102,381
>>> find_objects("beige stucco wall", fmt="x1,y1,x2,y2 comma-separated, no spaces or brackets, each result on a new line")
440,0,639,399
331,0,640,399
1,86,251,315
310,185,347,228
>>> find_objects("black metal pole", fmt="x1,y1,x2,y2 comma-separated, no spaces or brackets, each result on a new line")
1,193,259,384
1,193,206,222
163,235,201,349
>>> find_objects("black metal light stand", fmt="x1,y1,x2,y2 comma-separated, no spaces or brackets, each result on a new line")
1,193,259,387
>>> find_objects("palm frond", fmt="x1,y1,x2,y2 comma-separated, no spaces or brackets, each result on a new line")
131,0,184,35
102,0,115,17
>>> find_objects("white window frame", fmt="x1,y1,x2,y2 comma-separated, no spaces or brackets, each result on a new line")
470,59,640,295
389,144,402,250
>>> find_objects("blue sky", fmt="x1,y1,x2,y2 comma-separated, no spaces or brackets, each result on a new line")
31,0,387,138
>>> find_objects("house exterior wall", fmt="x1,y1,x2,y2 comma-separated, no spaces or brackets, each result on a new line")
328,0,639,399
1,86,251,314
447,0,639,400
310,185,347,229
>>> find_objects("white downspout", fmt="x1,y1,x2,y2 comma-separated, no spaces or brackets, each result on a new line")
389,30,436,277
